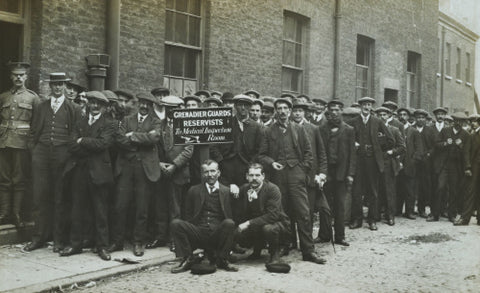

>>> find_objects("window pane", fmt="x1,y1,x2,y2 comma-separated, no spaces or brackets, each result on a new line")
282,68,301,93
188,16,200,46
184,49,197,78
174,13,188,44
295,44,302,67
165,11,174,41
164,46,172,75
356,44,368,66
170,46,185,77
283,15,296,41
0,0,20,14
166,0,174,9
188,0,201,16
283,41,295,66
282,68,292,92
296,20,303,43
176,0,188,12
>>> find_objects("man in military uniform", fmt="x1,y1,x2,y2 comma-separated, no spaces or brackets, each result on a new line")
0,62,40,227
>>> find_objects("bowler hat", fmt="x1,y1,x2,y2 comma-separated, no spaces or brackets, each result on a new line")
244,90,260,99
151,87,170,97
85,91,109,104
160,95,184,107
432,107,448,115
190,263,216,275
221,92,234,102
358,97,376,104
136,92,158,104
265,262,291,273
274,98,293,109
233,94,254,105
46,72,71,82
7,61,30,74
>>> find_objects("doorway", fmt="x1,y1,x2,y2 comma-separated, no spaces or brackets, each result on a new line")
0,20,22,92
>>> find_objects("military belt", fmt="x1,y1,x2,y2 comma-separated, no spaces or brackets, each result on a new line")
0,120,30,129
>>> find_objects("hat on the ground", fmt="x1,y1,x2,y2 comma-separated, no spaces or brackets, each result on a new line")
265,262,291,273
8,61,30,74
451,112,468,120
151,87,170,97
244,90,261,99
102,90,119,102
204,96,223,106
85,91,109,104
382,101,398,111
233,94,254,105
46,72,71,82
327,99,344,108
432,107,448,115
183,95,202,105
374,106,391,114
274,98,293,109
190,263,217,275
358,97,376,104
136,92,158,104
414,109,429,117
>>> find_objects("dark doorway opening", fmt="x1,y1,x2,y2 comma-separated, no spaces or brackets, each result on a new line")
384,88,398,104
0,20,22,92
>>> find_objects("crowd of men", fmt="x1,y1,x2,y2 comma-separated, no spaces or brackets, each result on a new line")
0,62,479,274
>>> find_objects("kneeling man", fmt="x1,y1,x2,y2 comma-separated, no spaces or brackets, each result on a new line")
170,160,237,273
235,163,290,264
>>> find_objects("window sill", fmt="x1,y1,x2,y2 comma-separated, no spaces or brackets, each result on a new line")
456,79,463,84
466,82,472,87
445,75,452,80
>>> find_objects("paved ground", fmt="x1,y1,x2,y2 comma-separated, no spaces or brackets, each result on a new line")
55,216,480,293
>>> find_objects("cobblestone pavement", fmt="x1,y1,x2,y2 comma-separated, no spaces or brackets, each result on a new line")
62,217,480,293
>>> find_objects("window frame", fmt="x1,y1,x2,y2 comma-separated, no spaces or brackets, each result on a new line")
465,52,471,83
355,34,375,100
445,42,451,77
406,51,421,108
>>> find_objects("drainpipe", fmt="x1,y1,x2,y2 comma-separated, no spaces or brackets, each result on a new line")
106,0,120,90
86,54,110,91
440,26,445,107
332,0,341,100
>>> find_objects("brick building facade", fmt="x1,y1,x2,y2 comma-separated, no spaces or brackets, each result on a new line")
0,0,446,111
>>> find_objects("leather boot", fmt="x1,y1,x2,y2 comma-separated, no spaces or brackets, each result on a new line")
12,191,25,228
0,191,11,225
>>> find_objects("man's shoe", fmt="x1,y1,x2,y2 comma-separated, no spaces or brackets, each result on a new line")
368,222,378,231
98,249,111,261
404,213,416,220
216,258,238,272
246,251,262,260
53,244,64,253
349,219,362,229
232,243,247,254
278,246,289,257
314,237,330,244
23,241,44,252
169,241,176,252
133,243,144,257
453,218,469,226
334,239,350,246
418,211,428,218
426,215,439,222
448,217,456,223
146,239,166,249
107,243,123,253
59,246,82,256
171,257,194,273
302,252,326,264
387,218,395,226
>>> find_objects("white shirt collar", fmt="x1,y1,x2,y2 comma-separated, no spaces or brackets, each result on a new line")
89,112,101,122
51,95,65,106
205,181,220,193
316,113,324,122
476,127,480,133
138,113,148,122
453,128,459,134
436,121,444,131
417,125,424,132
386,116,394,124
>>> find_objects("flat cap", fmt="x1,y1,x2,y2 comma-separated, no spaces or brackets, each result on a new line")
204,96,223,106
382,101,398,110
85,91,109,104
444,115,454,122
136,92,158,104
327,99,344,108
397,107,411,115
210,90,223,98
183,95,202,104
374,106,391,114
221,92,234,102
432,107,448,115
244,90,260,99
232,94,254,104
8,61,30,74
101,90,119,102
262,100,274,111
296,94,311,102
342,107,361,115
252,99,264,107
292,100,309,109
151,87,170,97
114,89,134,100
468,113,480,121
190,263,216,275
46,72,71,82
261,96,276,104
67,82,87,93
351,102,361,108
414,109,429,117
265,262,291,274
280,93,295,101
312,97,328,105
274,98,293,109
194,90,210,97
451,112,468,120
358,97,376,104
160,95,184,107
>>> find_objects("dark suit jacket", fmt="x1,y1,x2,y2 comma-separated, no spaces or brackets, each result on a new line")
385,125,406,176
466,130,480,166
184,183,233,224
388,117,405,138
430,125,448,173
31,98,81,146
64,114,115,185
403,125,424,177
158,119,193,185
436,127,471,171
319,121,356,181
258,121,313,171
115,113,161,182
235,181,290,227
351,115,394,173
302,121,327,187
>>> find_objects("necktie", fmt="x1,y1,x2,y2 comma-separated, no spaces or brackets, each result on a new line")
52,99,59,113
209,185,216,194
139,116,144,123
362,116,368,125
88,115,95,126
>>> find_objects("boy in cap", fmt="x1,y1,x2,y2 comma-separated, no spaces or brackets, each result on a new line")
0,62,40,227
249,99,263,123
60,91,115,260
